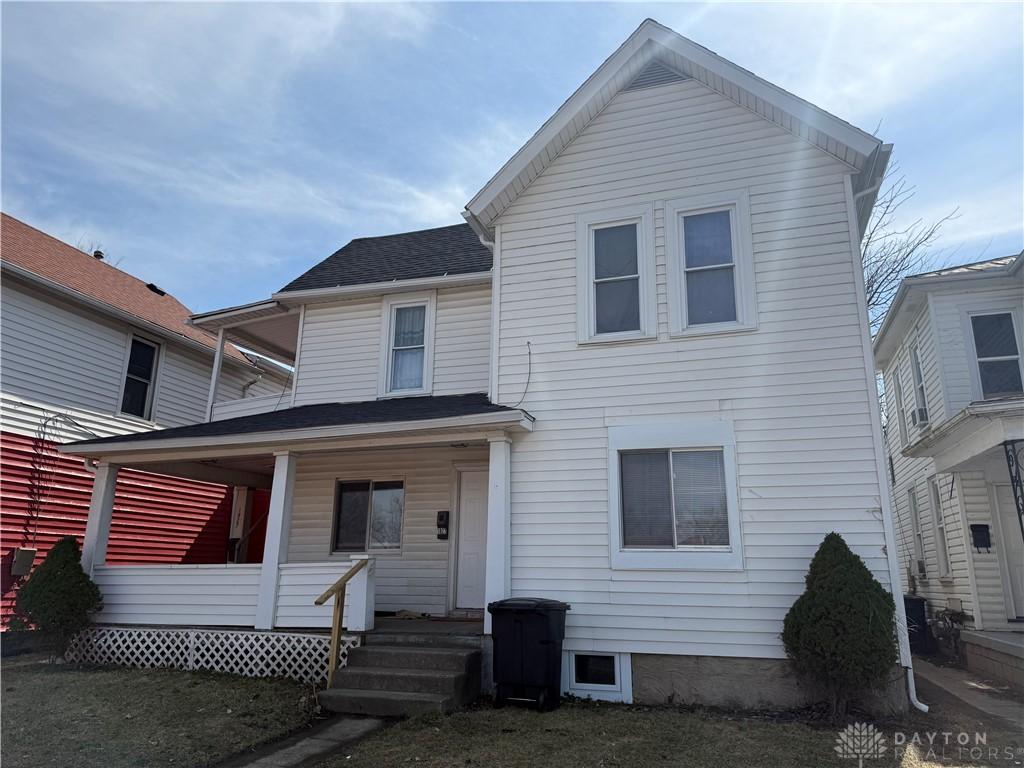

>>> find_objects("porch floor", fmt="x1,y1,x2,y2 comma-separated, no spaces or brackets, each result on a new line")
367,617,483,637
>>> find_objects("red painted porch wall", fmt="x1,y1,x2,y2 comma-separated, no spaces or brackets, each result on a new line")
0,431,233,626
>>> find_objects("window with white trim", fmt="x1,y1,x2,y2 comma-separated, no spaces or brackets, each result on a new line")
332,479,405,552
665,190,756,336
120,335,159,419
562,650,632,703
907,486,925,579
928,478,951,579
908,343,929,426
970,312,1023,399
607,420,742,570
576,204,655,343
890,366,909,447
379,292,435,396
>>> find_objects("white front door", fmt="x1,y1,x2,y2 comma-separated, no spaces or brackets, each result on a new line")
456,469,488,610
995,484,1024,618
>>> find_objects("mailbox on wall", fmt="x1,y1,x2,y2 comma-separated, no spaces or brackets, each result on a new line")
436,510,449,540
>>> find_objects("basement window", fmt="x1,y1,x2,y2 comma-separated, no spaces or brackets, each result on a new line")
562,651,632,702
574,654,616,686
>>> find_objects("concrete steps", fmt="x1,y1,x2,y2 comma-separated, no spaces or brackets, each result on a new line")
318,633,482,717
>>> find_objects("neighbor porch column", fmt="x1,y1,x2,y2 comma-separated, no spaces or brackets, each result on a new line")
484,434,512,634
255,451,297,630
204,327,226,421
81,461,120,575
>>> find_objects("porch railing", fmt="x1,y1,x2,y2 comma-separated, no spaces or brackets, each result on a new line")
315,557,372,686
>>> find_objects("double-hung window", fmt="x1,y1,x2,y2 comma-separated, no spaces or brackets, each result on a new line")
607,420,741,570
908,343,929,426
332,479,405,552
576,204,655,343
906,486,925,579
120,335,159,419
380,292,435,396
890,365,909,447
665,190,756,335
970,312,1023,399
928,478,951,579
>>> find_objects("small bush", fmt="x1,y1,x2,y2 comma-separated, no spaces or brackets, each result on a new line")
782,532,896,719
12,537,102,659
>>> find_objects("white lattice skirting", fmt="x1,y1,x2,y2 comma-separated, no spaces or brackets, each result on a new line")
66,626,360,685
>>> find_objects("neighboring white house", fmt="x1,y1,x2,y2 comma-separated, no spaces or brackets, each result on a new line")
874,253,1024,688
61,20,914,711
0,213,291,623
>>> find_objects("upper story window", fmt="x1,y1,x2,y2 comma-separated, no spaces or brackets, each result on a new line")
908,343,929,426
333,479,404,552
120,335,159,420
576,204,655,343
379,292,435,396
665,190,756,336
890,364,909,447
607,420,742,570
970,312,1023,399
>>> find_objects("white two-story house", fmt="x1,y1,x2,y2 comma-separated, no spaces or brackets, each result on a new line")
61,20,915,713
874,253,1023,688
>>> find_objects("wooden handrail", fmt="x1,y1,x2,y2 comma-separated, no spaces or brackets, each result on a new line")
315,558,370,687
315,558,369,605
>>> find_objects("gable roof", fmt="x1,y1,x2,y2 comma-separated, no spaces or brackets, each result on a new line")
873,252,1023,367
1,213,249,363
463,18,889,238
278,223,492,295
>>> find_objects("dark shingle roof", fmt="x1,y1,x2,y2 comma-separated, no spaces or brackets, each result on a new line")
69,393,516,447
280,223,492,293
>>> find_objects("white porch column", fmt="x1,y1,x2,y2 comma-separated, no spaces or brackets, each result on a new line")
346,557,376,632
81,461,120,575
255,451,297,630
484,434,512,634
204,327,226,422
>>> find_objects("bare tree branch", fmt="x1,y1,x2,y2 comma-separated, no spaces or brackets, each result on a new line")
860,161,958,333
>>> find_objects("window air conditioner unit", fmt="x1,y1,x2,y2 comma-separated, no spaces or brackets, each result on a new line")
910,407,929,427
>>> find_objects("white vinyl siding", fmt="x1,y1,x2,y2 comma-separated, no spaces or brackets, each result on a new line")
292,285,491,407
286,444,488,616
0,278,263,436
493,78,889,658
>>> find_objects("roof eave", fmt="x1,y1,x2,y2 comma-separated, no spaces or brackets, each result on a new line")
59,409,535,458
271,270,492,305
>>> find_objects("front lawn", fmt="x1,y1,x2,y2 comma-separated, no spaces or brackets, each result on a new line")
1,656,315,768
317,688,1024,768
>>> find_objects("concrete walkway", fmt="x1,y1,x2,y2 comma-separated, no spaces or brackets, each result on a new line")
914,657,1023,726
219,716,384,768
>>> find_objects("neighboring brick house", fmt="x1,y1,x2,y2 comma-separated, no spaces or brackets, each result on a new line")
0,213,288,624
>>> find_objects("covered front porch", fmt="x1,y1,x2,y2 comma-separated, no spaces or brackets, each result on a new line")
61,395,532,638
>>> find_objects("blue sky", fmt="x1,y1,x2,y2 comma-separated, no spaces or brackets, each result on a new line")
3,2,1022,313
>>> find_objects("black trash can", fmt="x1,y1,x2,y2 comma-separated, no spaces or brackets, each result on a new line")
904,594,931,654
488,597,570,710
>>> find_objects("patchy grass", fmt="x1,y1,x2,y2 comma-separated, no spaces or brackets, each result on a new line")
1,656,316,768
318,685,1024,768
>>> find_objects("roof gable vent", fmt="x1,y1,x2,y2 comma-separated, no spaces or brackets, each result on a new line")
622,59,688,92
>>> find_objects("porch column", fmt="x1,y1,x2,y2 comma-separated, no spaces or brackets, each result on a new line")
81,461,120,575
204,327,226,422
484,434,512,634
255,451,297,630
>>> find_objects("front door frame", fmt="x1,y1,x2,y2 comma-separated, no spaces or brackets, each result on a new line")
992,483,1024,620
448,462,489,614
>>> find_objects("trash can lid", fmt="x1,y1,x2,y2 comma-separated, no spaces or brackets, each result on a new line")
487,597,571,612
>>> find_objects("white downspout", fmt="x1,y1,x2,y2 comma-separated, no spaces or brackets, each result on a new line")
843,174,928,713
